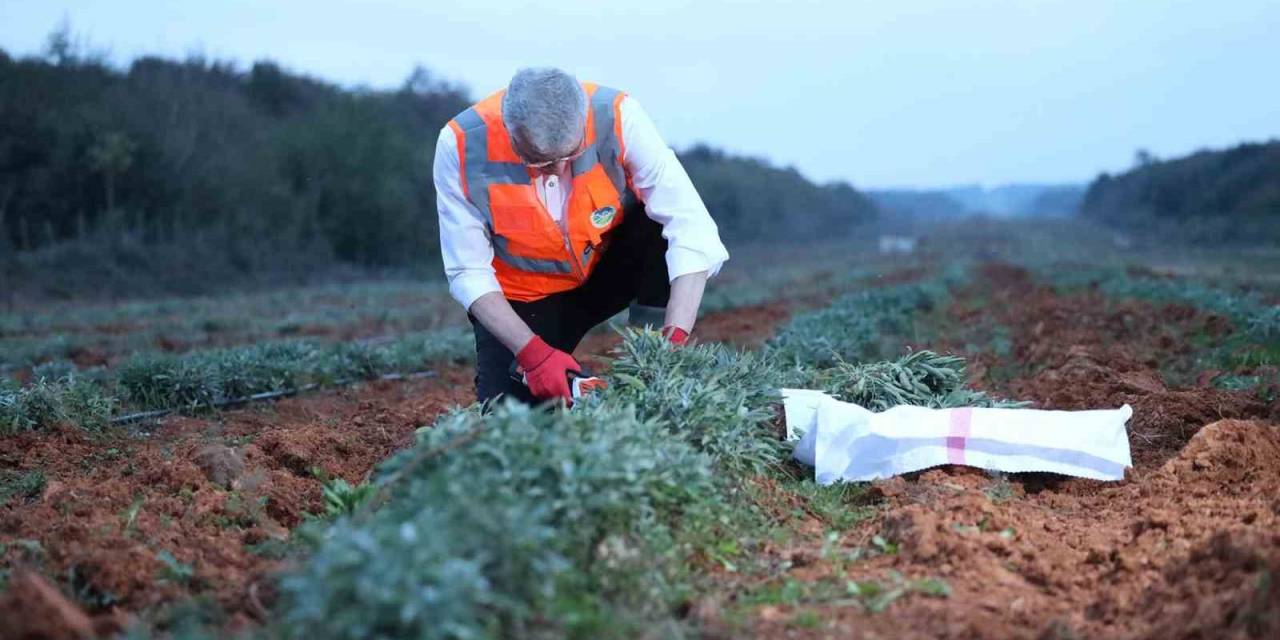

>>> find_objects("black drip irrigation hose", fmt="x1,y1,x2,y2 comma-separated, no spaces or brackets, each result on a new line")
109,369,438,425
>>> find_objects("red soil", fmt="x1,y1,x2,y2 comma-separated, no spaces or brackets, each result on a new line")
574,301,796,374
695,301,794,348
0,301,802,637
710,263,1280,639
0,570,98,640
733,419,1280,639
0,366,474,637
957,263,1277,469
9,263,1273,638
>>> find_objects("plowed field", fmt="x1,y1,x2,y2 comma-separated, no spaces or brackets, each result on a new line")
701,264,1279,639
2,262,1278,639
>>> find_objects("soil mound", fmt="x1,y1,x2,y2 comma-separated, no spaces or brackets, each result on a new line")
1159,419,1280,484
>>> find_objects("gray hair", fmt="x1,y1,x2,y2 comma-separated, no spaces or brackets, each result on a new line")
502,68,587,162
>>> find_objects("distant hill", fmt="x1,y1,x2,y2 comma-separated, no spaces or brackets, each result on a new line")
866,189,967,219
679,144,879,244
868,183,1084,219
1080,140,1280,243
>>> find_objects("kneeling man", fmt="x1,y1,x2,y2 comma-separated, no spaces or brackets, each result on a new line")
434,67,728,404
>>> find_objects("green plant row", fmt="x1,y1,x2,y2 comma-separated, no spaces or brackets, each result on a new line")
1,282,460,371
0,377,116,435
1042,267,1280,341
0,281,451,338
275,332,778,639
272,309,998,639
766,280,950,367
110,274,981,637
0,328,474,435
115,330,470,412
268,274,988,638
699,263,880,314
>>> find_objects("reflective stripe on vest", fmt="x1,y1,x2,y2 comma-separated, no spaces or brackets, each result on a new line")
452,85,627,275
573,85,627,195
492,235,575,274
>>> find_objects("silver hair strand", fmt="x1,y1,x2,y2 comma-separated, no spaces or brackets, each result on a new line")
502,68,587,162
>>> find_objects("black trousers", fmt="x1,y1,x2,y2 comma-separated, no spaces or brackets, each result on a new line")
469,197,670,404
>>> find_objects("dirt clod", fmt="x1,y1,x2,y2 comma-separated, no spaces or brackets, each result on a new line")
1160,419,1280,482
0,570,95,640
192,444,245,489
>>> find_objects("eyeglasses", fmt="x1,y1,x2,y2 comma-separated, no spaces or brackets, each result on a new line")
524,144,589,169
525,151,586,169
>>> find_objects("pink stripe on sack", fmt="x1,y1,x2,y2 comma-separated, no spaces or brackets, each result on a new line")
947,407,974,465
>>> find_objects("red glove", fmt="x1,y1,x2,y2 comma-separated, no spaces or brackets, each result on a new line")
661,325,690,346
515,336,582,403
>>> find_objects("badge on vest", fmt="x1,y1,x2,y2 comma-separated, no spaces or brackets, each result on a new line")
590,206,617,229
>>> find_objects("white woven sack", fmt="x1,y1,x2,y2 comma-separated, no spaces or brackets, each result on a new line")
783,389,1132,485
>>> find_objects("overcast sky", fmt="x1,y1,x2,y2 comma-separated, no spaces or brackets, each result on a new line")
2,0,1277,189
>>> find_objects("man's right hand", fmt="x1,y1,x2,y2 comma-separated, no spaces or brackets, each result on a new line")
516,336,582,403
661,325,690,346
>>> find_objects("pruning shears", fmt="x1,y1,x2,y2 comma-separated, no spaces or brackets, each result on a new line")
507,361,608,402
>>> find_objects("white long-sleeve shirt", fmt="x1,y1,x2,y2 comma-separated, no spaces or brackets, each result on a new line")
434,96,729,310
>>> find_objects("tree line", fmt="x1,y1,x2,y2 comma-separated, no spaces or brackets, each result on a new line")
1080,141,1280,243
0,32,878,300
1,40,470,286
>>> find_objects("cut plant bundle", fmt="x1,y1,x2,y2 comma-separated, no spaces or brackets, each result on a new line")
803,350,1019,411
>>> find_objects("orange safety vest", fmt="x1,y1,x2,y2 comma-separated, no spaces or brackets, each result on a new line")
446,82,631,302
